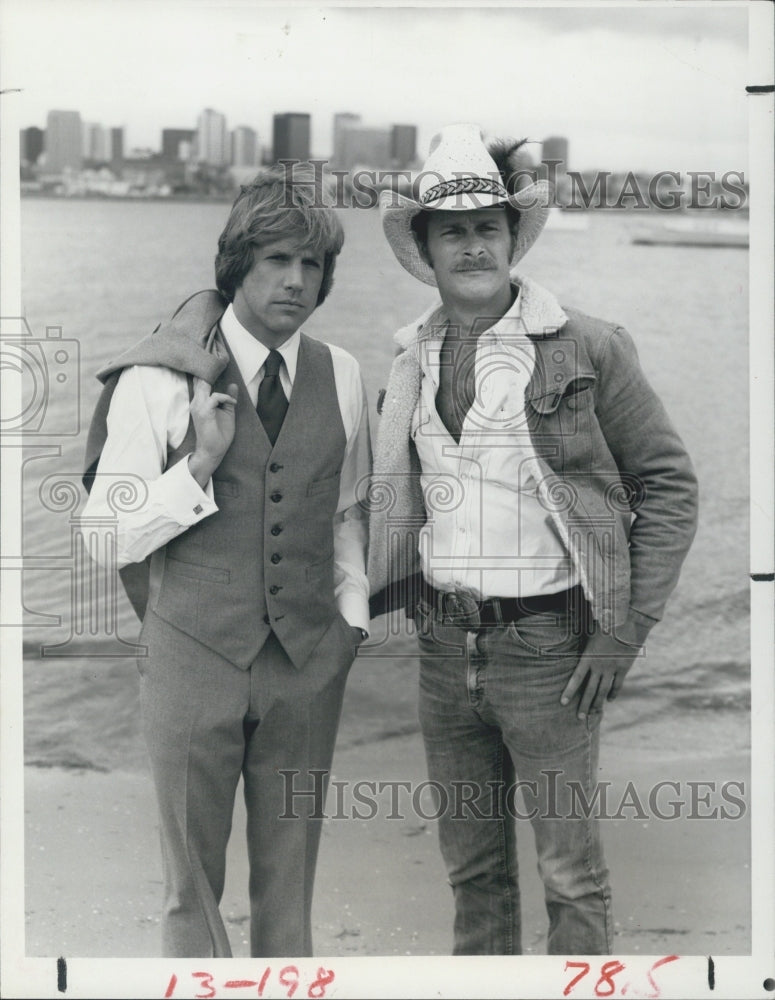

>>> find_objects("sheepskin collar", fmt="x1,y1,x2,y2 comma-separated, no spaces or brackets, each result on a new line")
394,272,568,351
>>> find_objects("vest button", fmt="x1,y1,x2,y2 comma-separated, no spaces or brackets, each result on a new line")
262,614,270,625
270,492,283,503
269,584,282,595
270,553,282,564
270,524,283,536
270,462,284,473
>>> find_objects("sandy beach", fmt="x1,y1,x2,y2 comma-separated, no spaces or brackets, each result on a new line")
24,646,750,962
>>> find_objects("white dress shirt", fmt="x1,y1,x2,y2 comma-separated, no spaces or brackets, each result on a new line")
83,303,371,632
411,289,579,600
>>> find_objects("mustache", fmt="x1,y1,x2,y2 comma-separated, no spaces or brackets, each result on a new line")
454,259,495,271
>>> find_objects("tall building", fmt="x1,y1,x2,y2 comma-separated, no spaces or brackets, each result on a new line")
110,127,124,164
337,125,391,171
231,126,259,167
332,112,361,166
162,128,195,161
196,108,229,166
542,136,569,173
390,124,417,169
20,126,44,166
45,110,83,173
83,122,110,163
272,113,310,162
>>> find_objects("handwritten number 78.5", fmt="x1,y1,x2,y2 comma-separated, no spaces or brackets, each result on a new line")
563,956,679,998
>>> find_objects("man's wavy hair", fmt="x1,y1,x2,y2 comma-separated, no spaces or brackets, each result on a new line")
215,165,344,305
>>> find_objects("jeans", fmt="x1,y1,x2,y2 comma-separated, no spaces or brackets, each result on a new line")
415,597,613,955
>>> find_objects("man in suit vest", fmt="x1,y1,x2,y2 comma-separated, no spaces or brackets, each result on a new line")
368,125,698,954
83,166,371,957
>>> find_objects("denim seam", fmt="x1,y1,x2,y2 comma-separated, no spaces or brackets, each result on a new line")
492,739,516,956
582,721,613,952
466,631,482,708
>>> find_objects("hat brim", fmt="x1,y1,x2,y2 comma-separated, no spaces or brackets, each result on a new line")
380,182,553,286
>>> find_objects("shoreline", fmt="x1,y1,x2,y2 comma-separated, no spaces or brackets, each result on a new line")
21,647,751,959
18,190,750,219
22,733,750,960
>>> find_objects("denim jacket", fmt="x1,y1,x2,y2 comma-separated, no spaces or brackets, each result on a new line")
367,275,699,645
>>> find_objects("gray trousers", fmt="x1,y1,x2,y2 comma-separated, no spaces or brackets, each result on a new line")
138,609,356,957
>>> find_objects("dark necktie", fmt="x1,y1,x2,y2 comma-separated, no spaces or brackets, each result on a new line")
256,349,288,445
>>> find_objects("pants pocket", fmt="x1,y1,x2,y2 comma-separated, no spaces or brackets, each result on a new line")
505,612,585,656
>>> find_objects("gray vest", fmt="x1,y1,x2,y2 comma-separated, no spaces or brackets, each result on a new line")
148,333,347,670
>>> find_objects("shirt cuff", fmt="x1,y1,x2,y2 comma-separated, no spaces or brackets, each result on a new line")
155,456,218,525
620,607,659,647
337,592,370,637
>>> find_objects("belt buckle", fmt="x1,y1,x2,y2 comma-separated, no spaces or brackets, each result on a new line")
441,588,481,631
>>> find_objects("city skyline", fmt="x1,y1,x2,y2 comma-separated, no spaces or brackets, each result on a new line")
20,97,750,213
21,106,422,173
2,2,751,175
22,106,422,169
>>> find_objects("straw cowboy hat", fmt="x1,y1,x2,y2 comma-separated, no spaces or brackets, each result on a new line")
380,122,552,286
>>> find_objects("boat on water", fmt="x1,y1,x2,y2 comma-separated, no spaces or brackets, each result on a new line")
632,215,748,248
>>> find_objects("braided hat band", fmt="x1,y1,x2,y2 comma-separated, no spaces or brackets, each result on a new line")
420,176,509,206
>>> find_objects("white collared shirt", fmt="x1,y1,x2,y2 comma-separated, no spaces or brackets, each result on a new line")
411,289,579,600
83,303,371,632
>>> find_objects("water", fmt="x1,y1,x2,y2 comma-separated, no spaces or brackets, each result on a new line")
17,198,750,770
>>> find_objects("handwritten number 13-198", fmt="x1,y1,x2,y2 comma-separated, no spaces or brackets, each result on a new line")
164,966,336,999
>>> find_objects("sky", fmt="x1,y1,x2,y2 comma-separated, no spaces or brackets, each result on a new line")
0,1,756,173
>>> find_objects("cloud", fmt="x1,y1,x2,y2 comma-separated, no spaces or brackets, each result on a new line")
512,5,748,46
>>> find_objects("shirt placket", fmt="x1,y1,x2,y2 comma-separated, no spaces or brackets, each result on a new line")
452,450,469,589
456,339,492,593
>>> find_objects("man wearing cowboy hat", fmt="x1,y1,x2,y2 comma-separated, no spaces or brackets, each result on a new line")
368,123,698,954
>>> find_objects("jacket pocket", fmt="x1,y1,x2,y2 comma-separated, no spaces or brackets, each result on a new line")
527,375,596,415
562,385,594,409
529,379,597,474
307,472,340,496
212,478,240,498
165,555,230,584
306,551,334,583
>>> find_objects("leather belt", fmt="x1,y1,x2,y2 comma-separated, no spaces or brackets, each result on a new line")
420,581,585,631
